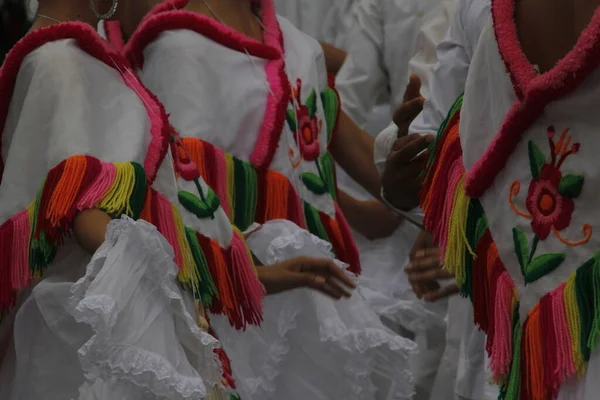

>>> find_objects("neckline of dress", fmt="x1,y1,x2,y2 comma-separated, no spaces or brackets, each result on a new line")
462,0,600,197
124,0,291,171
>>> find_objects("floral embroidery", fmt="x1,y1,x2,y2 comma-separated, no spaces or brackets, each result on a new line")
287,79,322,162
286,79,331,196
509,126,592,283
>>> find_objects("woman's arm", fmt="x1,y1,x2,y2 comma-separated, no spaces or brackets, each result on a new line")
337,189,401,240
329,111,381,199
73,208,112,254
320,41,347,75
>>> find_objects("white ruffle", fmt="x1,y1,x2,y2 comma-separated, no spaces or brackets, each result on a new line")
69,217,223,399
212,219,417,400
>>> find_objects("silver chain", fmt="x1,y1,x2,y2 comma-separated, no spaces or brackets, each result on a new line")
89,0,118,20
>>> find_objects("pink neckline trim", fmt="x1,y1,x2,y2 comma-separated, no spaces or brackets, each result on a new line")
0,22,169,184
125,0,290,171
104,21,125,53
464,0,600,197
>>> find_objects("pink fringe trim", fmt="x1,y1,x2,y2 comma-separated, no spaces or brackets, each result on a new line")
228,230,265,330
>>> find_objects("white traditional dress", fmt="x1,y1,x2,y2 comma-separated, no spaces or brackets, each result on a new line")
0,22,263,399
125,0,417,399
421,0,600,398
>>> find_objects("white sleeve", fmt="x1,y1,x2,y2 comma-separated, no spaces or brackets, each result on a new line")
409,0,489,135
0,41,150,221
335,0,388,128
407,0,458,98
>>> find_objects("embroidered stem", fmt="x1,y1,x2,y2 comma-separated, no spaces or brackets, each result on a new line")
314,157,329,194
193,178,215,219
552,225,593,246
509,181,533,219
528,236,539,264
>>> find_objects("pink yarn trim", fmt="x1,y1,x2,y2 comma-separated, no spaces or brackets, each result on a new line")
9,210,31,291
124,0,290,171
0,23,169,185
228,230,265,329
489,271,514,380
76,163,116,209
104,21,125,52
551,284,577,381
465,0,600,197
154,192,184,269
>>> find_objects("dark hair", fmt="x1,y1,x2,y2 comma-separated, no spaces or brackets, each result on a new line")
1,0,31,61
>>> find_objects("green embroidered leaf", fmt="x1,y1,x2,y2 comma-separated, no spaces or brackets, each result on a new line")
306,89,317,119
321,88,339,144
286,109,297,132
528,140,546,179
512,228,529,273
178,190,221,219
558,174,585,198
524,253,566,284
300,172,328,195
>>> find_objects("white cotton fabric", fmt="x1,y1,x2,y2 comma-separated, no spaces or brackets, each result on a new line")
139,14,417,399
0,38,224,399
211,219,417,400
321,0,360,50
336,0,455,129
273,0,334,41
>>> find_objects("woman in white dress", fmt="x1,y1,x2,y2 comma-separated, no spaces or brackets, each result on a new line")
419,0,600,398
0,0,230,398
117,0,420,399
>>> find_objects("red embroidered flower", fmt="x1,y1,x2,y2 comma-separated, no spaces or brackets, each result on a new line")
525,164,574,240
287,79,322,162
295,104,321,161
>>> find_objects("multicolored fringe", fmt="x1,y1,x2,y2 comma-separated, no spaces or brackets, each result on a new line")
420,95,600,399
179,137,361,274
0,155,263,329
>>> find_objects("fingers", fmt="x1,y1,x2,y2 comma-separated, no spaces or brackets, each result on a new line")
423,284,460,302
388,135,432,167
403,74,422,102
324,260,357,289
304,273,351,299
393,97,425,133
297,257,355,298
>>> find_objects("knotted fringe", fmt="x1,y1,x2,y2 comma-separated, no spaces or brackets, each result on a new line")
0,155,262,330
179,137,361,274
420,95,600,399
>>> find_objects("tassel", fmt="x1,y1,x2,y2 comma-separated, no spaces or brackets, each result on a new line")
227,228,265,329
77,162,116,210
0,222,15,311
10,210,31,291
185,227,217,307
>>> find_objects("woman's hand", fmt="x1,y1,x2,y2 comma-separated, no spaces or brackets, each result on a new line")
257,256,357,299
405,230,458,302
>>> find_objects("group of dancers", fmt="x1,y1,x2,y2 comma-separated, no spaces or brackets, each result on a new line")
0,0,599,399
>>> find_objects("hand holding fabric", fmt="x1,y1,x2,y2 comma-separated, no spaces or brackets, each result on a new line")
257,256,356,299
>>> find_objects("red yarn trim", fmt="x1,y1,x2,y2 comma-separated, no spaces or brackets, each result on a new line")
124,0,290,171
465,0,600,197
104,21,125,52
0,22,170,185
